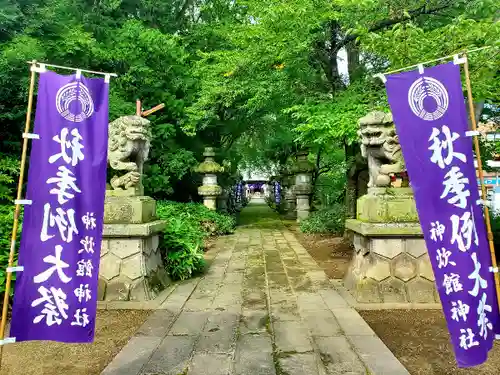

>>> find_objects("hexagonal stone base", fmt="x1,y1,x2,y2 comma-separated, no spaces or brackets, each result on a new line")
99,223,170,301
344,223,437,304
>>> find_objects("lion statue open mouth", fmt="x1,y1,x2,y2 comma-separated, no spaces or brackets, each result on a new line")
358,111,405,187
108,115,152,191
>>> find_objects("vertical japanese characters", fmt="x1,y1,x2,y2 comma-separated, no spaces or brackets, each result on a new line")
428,125,492,349
385,62,499,368
35,126,93,327
10,71,109,343
275,182,281,204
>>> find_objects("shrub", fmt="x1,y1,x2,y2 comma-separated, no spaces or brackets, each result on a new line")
156,201,235,280
300,204,346,235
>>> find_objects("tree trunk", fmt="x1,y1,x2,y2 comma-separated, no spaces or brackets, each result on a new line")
346,43,361,83
344,141,367,219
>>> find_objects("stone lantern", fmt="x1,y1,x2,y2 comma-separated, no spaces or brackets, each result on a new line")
195,147,223,210
283,167,296,220
293,149,315,222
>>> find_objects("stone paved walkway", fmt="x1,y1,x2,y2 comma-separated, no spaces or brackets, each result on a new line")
101,201,409,375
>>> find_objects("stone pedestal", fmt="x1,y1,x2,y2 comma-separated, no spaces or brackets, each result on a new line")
99,193,170,301
344,188,437,304
357,187,418,223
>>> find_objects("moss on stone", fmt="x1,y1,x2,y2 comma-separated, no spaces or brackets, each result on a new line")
198,184,223,196
345,219,423,236
194,160,224,173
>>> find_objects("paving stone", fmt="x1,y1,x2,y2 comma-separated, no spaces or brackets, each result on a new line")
266,261,285,273
296,292,329,311
329,308,376,336
141,336,197,375
196,328,237,353
102,336,161,375
136,310,178,337
241,287,268,309
239,308,270,334
235,334,275,375
300,310,341,337
212,291,242,308
278,353,319,375
205,265,227,278
270,302,301,322
269,290,300,321
204,310,240,332
318,289,349,309
105,203,411,375
227,260,247,273
159,282,199,310
224,272,245,284
189,353,233,375
348,335,410,375
273,320,313,353
314,336,365,375
267,272,289,288
169,311,209,336
183,295,215,311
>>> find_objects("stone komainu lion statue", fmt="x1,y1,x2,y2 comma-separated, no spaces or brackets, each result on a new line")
108,115,152,190
358,111,405,187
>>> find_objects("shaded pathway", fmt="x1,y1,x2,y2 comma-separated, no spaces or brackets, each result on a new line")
101,201,409,375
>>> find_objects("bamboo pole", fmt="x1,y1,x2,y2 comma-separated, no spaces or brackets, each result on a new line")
463,54,500,314
136,99,141,116
0,61,38,369
142,103,165,117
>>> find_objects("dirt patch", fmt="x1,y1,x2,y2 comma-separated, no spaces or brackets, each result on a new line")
3,309,151,375
360,309,500,375
286,223,352,279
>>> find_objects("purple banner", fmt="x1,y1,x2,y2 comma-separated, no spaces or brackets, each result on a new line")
274,182,281,203
236,182,243,202
10,71,109,343
385,62,499,367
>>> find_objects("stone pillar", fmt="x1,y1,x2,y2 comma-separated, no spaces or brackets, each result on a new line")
99,191,170,301
293,150,314,222
195,147,223,210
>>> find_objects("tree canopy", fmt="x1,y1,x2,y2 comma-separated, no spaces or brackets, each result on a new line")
0,0,498,203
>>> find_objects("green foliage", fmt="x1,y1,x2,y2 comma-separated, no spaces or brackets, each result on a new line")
489,211,500,260
156,201,235,280
0,204,22,310
300,204,346,235
314,172,347,208
0,156,19,202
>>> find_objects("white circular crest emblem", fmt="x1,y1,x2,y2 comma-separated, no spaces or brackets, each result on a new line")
407,76,449,121
55,82,94,122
